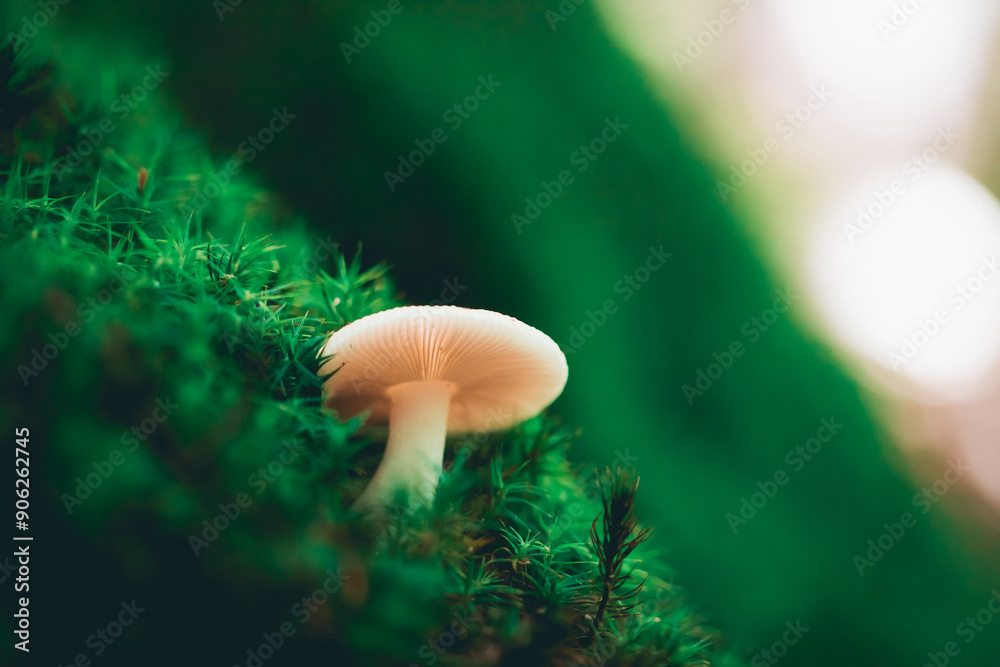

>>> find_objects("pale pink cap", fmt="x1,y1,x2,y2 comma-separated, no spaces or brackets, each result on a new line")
319,306,568,433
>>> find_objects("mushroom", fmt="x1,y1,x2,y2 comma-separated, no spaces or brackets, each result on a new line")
319,305,568,513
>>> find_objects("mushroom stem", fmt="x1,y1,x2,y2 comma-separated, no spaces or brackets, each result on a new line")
352,380,454,512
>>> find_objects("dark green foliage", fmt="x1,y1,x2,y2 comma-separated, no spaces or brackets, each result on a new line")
0,38,742,666
0,37,51,146
590,470,652,637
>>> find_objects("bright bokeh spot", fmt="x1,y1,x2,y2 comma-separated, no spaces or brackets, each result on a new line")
806,165,1000,398
754,0,998,157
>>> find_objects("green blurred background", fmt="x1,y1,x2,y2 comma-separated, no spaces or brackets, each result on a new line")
4,0,1000,665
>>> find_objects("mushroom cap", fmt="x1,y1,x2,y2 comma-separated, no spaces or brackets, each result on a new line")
319,306,568,434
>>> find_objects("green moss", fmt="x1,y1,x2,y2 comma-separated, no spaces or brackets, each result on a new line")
0,36,743,666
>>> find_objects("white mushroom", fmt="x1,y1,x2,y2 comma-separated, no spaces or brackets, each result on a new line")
319,306,568,513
